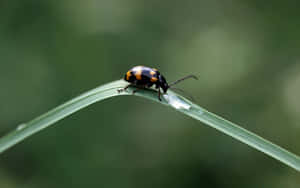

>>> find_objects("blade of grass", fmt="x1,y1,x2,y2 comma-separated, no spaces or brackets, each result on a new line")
0,79,299,171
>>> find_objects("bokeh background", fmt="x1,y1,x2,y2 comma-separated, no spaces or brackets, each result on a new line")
1,0,300,187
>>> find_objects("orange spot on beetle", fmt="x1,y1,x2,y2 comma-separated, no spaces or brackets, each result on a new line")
135,70,142,80
126,71,131,80
151,77,158,82
150,71,156,75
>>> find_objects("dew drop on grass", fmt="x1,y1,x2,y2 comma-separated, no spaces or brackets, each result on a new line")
163,93,191,110
16,123,26,131
197,108,204,115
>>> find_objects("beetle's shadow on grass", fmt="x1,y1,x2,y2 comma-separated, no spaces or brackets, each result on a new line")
126,85,158,95
124,85,169,103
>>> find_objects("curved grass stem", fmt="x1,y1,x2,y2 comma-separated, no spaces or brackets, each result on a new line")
0,80,299,171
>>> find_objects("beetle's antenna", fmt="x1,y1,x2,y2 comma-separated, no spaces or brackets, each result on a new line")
168,75,198,87
170,87,196,102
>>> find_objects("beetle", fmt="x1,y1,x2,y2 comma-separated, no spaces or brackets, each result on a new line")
118,65,197,101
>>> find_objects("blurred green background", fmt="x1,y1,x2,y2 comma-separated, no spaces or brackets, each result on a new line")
1,0,300,187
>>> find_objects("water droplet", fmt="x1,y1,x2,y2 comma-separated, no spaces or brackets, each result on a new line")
163,93,191,110
198,108,204,115
16,123,26,131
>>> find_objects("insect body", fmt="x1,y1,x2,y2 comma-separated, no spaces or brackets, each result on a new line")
119,65,197,101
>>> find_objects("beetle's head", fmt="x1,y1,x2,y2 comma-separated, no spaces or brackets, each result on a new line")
158,75,169,93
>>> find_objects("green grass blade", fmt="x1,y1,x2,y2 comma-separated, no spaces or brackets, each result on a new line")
0,79,299,171
0,80,129,153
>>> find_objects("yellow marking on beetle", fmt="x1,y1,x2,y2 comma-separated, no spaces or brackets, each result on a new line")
126,71,131,80
151,77,158,82
135,70,142,80
150,71,156,75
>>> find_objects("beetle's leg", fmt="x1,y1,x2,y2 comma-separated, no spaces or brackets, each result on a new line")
132,85,146,94
147,82,154,88
117,84,130,93
158,88,161,101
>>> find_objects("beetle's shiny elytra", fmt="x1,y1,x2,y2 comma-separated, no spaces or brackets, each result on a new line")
119,65,197,101
125,66,167,91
